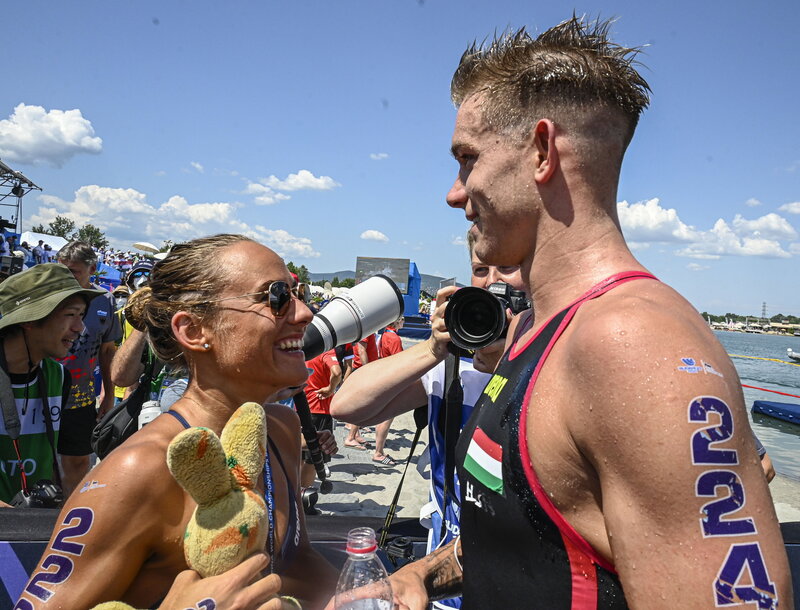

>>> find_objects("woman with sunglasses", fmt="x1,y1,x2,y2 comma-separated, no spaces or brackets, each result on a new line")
18,234,339,610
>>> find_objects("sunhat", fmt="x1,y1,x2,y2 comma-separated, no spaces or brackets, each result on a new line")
0,264,105,332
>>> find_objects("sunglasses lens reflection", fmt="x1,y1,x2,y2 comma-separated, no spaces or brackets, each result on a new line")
269,281,291,317
268,281,310,317
297,283,310,304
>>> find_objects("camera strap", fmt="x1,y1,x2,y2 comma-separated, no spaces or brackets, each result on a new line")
0,339,21,441
36,365,62,489
438,352,464,543
379,404,429,550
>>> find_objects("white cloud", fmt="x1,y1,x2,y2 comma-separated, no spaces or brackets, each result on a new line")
451,235,466,246
676,218,791,259
252,225,319,258
617,198,796,260
617,198,698,243
370,153,389,161
744,198,761,207
687,263,709,271
731,213,797,241
190,161,204,173
360,230,389,242
778,202,800,214
0,103,102,167
244,182,291,206
261,169,340,192
28,185,321,259
154,170,166,176
244,169,340,205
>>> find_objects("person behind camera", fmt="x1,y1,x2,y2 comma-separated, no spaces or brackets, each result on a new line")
17,234,338,609
0,264,104,507
331,235,527,609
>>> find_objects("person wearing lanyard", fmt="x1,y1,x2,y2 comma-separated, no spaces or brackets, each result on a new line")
17,235,338,609
0,264,103,507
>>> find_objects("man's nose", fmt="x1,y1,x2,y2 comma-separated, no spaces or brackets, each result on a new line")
446,177,467,208
484,268,501,287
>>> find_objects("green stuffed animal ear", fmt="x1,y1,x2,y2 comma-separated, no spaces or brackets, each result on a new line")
168,426,233,506
220,402,266,491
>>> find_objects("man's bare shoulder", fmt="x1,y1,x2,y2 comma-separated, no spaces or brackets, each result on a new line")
566,281,726,370
559,281,739,424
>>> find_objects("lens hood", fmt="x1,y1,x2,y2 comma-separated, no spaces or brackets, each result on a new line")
444,286,506,351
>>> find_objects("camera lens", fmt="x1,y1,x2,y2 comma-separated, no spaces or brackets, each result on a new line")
445,287,506,350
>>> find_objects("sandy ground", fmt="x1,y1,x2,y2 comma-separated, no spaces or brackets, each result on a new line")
312,409,430,519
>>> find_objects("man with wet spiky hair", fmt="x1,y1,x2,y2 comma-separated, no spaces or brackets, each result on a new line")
382,16,792,609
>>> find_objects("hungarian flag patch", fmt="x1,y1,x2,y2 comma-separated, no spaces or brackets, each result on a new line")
463,426,503,494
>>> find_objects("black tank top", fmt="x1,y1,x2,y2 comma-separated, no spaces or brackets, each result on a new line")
454,272,657,609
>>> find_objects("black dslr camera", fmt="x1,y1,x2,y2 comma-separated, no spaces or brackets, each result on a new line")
10,479,64,509
444,282,531,351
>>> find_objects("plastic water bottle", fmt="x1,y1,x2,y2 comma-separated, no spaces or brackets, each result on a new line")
334,527,393,610
138,400,162,429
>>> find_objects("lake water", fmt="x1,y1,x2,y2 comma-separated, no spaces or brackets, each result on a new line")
713,330,800,480
402,331,800,479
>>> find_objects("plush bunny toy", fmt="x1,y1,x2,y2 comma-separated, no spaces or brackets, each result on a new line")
92,402,300,609
167,401,268,575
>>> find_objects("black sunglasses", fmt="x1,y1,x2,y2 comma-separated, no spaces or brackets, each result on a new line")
203,281,310,318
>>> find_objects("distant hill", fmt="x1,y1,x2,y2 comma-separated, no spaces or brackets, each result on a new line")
308,270,460,296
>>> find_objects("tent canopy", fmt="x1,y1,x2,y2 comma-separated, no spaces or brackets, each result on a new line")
19,231,69,252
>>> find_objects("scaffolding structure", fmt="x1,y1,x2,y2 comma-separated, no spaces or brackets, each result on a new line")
0,159,41,234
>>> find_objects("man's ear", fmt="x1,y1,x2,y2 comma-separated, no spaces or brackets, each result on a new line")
532,118,559,184
171,311,211,354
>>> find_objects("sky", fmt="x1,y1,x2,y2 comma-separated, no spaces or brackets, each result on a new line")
2,0,799,317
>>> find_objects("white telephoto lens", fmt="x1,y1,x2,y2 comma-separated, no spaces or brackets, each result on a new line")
302,275,404,360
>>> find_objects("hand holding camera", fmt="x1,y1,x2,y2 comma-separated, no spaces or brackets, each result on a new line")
444,282,531,352
426,285,459,361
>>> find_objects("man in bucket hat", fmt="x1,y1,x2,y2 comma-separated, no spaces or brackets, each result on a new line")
0,264,103,506
57,241,122,495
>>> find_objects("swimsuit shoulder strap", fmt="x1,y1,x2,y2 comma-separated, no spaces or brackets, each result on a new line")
165,410,191,429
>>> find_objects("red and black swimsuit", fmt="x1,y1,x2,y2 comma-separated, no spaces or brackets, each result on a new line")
454,272,657,609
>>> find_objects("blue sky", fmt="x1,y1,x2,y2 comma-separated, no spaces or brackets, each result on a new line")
2,1,799,316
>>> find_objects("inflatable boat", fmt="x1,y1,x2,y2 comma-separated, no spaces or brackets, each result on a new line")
752,399,800,425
